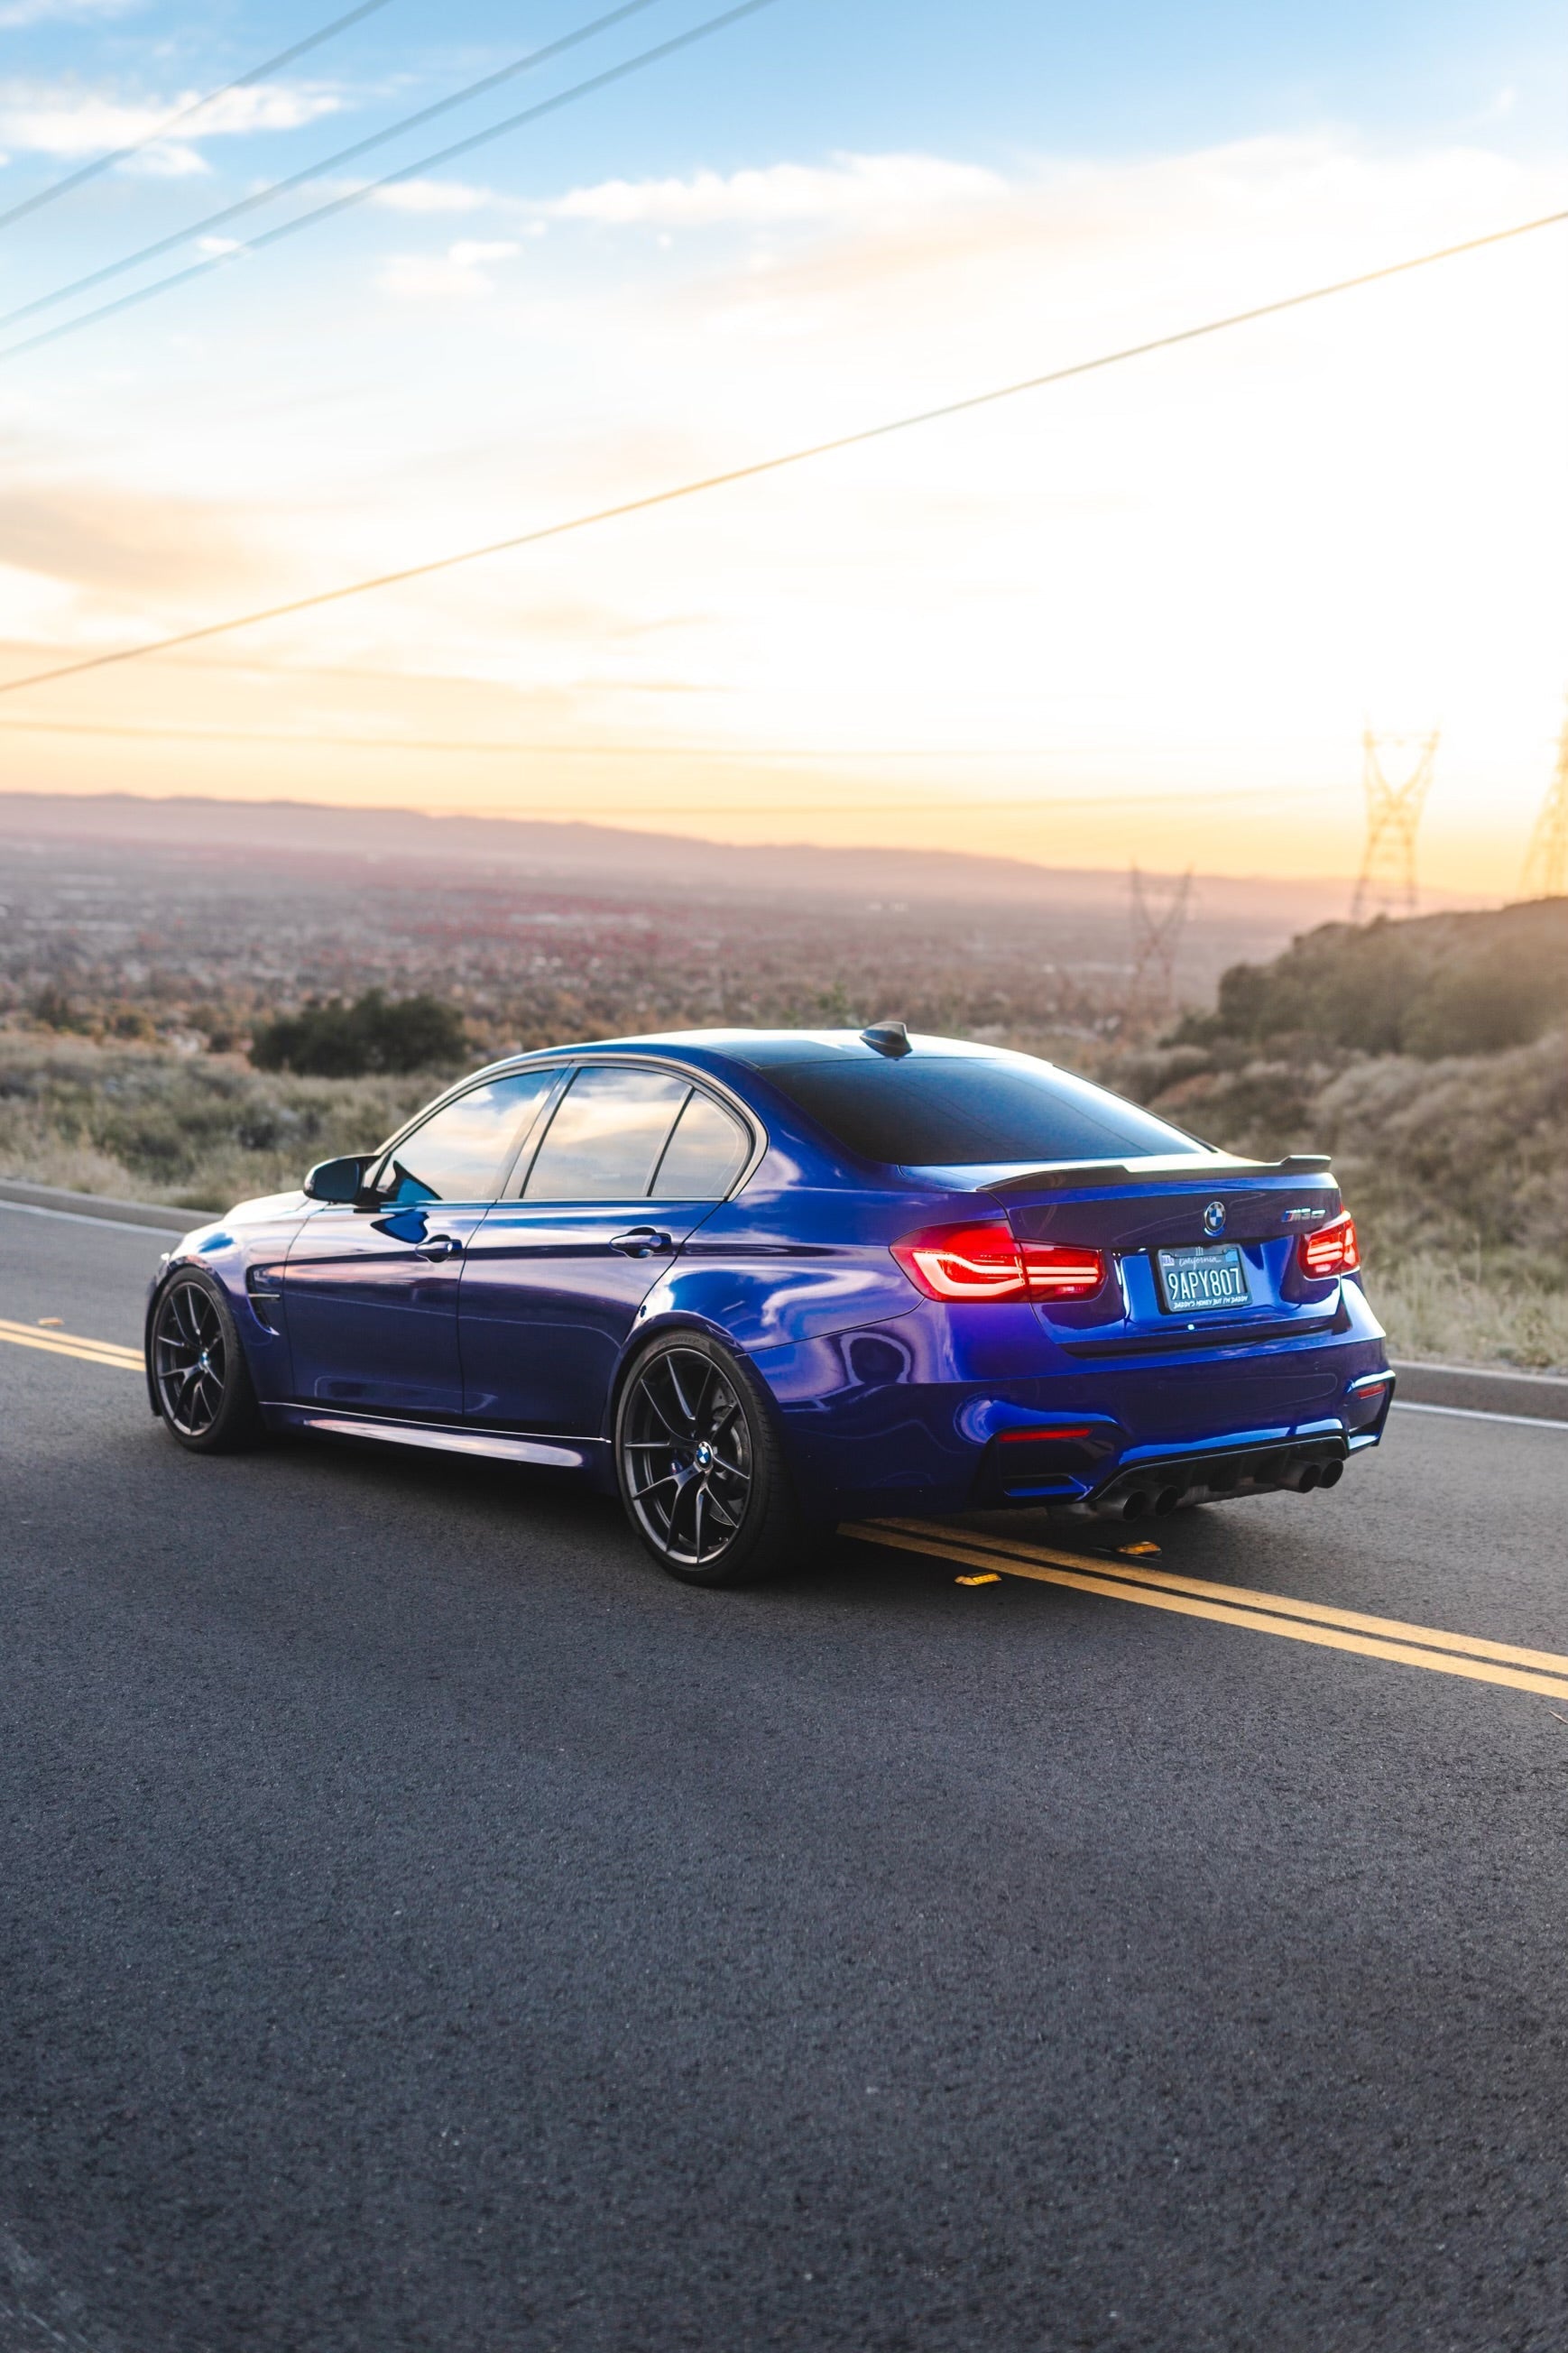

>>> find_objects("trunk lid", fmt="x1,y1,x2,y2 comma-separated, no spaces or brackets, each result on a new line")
977,1154,1347,1349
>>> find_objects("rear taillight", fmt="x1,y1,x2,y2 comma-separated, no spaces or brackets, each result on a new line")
1297,1211,1360,1280
1025,1246,1107,1298
890,1220,1107,1304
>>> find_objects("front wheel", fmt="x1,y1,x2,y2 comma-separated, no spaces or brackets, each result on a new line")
614,1333,798,1586
148,1271,263,1453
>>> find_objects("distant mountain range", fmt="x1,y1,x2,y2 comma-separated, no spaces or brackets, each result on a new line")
0,790,1490,951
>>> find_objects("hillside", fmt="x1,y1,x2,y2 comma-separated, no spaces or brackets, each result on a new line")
1185,897,1568,1057
1108,899,1568,1368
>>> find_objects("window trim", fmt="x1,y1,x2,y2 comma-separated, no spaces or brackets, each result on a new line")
368,1053,765,1208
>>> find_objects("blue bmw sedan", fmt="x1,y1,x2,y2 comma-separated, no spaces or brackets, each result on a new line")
144,1026,1392,1584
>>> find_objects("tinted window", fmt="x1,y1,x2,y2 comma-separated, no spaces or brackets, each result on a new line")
763,1057,1197,1166
378,1070,558,1204
651,1090,750,1199
523,1066,689,1201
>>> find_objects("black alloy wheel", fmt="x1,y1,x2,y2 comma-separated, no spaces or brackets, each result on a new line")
615,1334,798,1586
150,1273,261,1452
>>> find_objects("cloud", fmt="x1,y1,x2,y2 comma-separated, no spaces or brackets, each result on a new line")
0,0,138,23
538,152,1003,230
0,475,271,603
0,78,341,162
5,131,1567,894
370,178,497,217
377,240,521,300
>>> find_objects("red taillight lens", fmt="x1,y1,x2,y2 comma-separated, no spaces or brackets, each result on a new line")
890,1221,1106,1304
1022,1244,1107,1299
891,1221,1028,1299
1297,1211,1360,1280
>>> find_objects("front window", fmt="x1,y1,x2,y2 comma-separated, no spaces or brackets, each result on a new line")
375,1070,558,1204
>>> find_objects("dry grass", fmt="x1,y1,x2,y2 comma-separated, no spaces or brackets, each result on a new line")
1367,1254,1568,1373
0,1034,445,1212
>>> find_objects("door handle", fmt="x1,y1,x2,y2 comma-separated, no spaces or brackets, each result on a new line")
416,1234,463,1261
610,1227,673,1258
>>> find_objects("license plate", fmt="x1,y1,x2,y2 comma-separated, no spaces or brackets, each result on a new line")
1155,1242,1251,1313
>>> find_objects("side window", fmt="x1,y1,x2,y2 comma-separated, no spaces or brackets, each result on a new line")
522,1066,689,1202
376,1070,558,1205
651,1089,750,1199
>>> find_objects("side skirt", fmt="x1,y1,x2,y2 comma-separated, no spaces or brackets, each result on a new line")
262,1403,604,1472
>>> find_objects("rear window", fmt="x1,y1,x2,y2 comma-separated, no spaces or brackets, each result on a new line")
761,1057,1197,1167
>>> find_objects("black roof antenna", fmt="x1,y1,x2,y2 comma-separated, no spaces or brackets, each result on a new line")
861,1019,912,1058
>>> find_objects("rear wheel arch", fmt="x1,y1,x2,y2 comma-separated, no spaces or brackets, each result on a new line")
604,1307,745,1436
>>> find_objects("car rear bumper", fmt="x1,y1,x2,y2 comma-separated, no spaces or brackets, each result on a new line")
752,1300,1393,1520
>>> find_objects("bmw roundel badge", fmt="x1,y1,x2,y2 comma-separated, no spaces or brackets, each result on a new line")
1202,1200,1227,1237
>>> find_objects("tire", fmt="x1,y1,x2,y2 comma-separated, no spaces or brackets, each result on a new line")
614,1332,799,1587
147,1269,263,1453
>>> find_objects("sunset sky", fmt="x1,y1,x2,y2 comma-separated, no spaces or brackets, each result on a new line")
0,0,1565,892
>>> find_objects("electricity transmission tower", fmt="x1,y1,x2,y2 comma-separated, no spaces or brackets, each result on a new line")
1519,704,1568,900
1126,866,1193,1024
1351,730,1438,920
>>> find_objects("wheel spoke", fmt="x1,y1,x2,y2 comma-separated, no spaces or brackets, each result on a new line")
636,1379,686,1443
630,1471,679,1504
669,1473,701,1555
690,1359,719,1435
691,1485,708,1560
663,1354,698,1433
705,1487,741,1533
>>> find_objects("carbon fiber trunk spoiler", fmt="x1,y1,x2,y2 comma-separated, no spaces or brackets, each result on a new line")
985,1154,1333,1196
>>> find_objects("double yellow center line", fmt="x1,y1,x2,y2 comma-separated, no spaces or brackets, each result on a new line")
0,1315,143,1372
847,1518,1568,1704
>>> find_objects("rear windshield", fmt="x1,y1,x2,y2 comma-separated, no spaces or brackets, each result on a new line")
761,1057,1198,1167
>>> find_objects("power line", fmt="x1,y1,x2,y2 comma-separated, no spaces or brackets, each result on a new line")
0,0,398,235
4,198,1565,700
0,715,1333,804
1,0,773,366
0,714,1350,770
0,0,667,338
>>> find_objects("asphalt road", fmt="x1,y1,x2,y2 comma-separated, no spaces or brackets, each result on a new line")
5,1205,1568,2353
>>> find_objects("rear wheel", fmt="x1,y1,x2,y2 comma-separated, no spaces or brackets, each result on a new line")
149,1272,262,1453
614,1333,798,1586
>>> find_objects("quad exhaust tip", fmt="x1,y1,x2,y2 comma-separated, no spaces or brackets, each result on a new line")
1093,1454,1345,1517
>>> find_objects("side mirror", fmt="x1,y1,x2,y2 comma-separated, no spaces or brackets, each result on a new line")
303,1153,374,1204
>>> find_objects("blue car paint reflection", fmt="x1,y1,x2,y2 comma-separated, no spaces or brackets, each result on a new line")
147,1029,1392,1523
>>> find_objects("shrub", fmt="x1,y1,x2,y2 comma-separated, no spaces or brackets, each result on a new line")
249,991,468,1078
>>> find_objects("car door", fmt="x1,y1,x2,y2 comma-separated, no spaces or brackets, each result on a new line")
459,1064,753,1435
283,1067,560,1417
